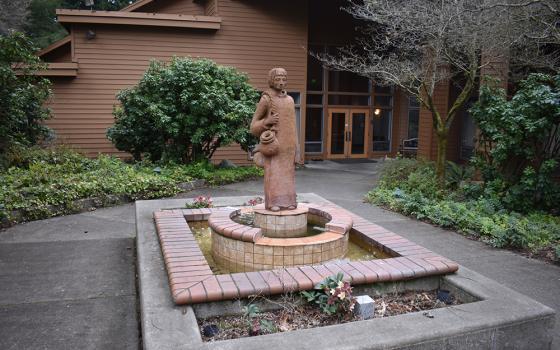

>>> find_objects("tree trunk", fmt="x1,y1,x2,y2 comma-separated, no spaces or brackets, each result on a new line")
435,131,448,184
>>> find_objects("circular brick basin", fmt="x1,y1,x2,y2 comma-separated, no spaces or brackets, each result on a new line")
208,203,353,273
253,205,309,238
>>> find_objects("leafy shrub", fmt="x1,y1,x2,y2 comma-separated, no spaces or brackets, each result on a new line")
0,32,52,154
470,74,560,213
301,273,356,317
107,57,260,163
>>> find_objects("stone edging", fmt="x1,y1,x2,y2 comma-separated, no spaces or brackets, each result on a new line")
154,202,459,305
0,179,206,229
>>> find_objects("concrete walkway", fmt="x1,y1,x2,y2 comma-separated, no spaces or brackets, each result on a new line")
1,160,558,349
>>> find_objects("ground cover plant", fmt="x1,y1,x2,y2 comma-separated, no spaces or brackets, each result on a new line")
367,158,560,263
0,146,262,224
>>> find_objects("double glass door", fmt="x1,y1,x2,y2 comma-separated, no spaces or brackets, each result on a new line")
327,108,370,158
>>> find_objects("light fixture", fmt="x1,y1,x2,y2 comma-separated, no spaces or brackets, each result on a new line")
374,108,382,116
86,29,96,40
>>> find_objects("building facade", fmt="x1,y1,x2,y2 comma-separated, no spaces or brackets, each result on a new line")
39,0,477,165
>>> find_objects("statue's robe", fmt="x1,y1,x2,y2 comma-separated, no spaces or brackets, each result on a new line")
250,89,297,210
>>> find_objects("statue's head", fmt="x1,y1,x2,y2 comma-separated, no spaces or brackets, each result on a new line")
268,68,287,91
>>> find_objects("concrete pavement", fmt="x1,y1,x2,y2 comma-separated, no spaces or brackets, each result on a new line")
1,159,558,349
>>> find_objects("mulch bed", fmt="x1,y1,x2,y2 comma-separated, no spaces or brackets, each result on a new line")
198,289,463,342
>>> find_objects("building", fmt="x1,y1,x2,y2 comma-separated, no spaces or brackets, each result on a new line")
38,0,482,165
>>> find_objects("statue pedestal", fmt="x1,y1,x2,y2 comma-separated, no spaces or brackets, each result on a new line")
253,205,308,238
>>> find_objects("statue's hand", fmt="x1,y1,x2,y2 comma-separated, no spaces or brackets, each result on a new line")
265,112,279,128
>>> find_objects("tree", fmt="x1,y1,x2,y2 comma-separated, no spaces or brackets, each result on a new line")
107,57,260,163
318,0,535,182
24,0,136,49
0,31,52,153
0,0,32,35
495,0,559,76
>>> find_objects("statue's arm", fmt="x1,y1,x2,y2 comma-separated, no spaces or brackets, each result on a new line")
250,95,269,136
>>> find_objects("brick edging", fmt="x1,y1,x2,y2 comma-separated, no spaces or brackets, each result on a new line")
154,204,459,305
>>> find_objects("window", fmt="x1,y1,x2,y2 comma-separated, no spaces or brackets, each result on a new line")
407,96,420,139
372,109,392,151
307,45,324,91
305,108,323,153
288,92,301,138
372,86,394,152
328,70,370,93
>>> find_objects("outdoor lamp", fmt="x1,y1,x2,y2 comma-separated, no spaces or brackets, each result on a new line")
374,108,382,116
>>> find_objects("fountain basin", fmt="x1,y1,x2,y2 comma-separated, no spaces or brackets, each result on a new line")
208,203,354,272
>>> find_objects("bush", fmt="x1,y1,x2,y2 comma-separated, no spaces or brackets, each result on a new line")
0,32,52,154
107,57,260,163
0,147,263,223
470,74,560,213
368,159,560,258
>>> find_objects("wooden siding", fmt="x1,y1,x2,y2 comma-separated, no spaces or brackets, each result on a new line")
139,0,205,15
46,0,308,165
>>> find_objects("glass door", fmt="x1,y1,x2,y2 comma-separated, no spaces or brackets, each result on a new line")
349,110,369,158
327,109,348,158
327,109,369,158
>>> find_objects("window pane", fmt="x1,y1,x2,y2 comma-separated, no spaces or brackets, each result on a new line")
305,142,322,153
288,92,301,105
409,96,420,108
328,70,369,92
307,46,324,91
306,94,323,105
328,94,370,106
372,109,392,151
305,108,323,142
407,109,419,139
374,85,392,94
375,95,392,107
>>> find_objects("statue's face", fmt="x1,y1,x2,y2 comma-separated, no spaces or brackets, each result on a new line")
272,74,287,90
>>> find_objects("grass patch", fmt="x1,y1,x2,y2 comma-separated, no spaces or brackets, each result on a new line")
367,159,560,262
0,146,262,223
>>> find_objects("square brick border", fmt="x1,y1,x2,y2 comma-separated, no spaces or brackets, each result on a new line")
154,203,459,305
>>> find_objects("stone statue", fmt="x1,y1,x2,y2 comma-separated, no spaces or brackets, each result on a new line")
250,68,300,212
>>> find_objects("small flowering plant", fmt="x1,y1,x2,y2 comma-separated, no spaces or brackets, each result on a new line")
301,273,356,316
185,195,213,209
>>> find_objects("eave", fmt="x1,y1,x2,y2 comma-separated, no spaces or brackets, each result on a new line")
37,35,71,57
56,9,221,30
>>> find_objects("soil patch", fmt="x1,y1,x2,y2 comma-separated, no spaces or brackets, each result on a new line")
198,289,463,342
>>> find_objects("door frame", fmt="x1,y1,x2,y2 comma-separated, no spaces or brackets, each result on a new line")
326,108,370,159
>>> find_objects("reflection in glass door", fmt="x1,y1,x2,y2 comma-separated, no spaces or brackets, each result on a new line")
327,109,369,158
330,112,346,155
350,112,366,155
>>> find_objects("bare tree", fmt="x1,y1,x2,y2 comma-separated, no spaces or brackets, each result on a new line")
0,0,32,35
317,0,538,181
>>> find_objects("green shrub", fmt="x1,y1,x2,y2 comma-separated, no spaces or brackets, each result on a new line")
470,74,560,213
107,57,260,163
0,32,52,154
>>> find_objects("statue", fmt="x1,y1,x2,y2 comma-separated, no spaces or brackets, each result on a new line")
250,68,300,212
